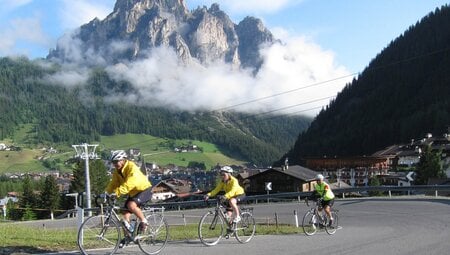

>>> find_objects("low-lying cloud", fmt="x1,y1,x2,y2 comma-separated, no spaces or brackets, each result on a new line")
46,31,352,116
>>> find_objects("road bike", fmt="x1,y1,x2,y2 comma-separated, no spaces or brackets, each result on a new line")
198,198,256,246
302,197,339,236
77,194,168,255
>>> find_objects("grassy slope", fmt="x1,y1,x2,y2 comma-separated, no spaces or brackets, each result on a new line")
0,133,244,174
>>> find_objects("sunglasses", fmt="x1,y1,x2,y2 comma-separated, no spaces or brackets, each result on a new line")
112,160,120,164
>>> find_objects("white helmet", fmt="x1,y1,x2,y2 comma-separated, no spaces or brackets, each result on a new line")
110,150,127,161
220,166,233,173
316,174,324,181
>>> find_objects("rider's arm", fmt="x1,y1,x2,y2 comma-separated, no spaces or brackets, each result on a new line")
105,171,120,195
207,181,224,197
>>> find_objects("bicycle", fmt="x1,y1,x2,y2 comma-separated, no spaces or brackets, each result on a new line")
198,197,256,246
77,194,169,255
302,197,339,236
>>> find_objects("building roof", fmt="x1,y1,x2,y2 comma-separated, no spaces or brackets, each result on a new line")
247,165,318,182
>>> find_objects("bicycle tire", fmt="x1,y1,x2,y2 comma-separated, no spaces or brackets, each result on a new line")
325,211,339,235
77,214,121,255
198,211,224,246
235,211,256,243
302,211,318,236
138,213,169,255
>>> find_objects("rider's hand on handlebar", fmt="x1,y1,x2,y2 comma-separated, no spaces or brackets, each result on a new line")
203,195,209,201
217,195,227,203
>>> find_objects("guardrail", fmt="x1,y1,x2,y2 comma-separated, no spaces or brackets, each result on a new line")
69,185,450,216
153,185,450,211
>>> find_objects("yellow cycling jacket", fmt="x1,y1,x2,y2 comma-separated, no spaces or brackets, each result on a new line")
106,160,152,197
314,181,335,201
207,175,245,199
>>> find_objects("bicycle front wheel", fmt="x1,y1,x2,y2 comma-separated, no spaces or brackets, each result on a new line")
235,211,256,243
302,211,318,236
198,211,224,246
325,211,339,235
77,215,121,255
138,213,169,255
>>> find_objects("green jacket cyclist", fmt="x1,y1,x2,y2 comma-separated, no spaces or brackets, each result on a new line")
312,174,335,226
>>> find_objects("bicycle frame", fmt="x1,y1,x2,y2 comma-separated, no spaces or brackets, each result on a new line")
302,197,338,235
198,198,256,246
78,194,169,255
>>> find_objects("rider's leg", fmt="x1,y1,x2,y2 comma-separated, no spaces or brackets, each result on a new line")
127,200,146,223
229,198,240,220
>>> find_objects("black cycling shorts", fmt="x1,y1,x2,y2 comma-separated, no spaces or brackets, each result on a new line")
321,198,334,208
225,194,246,211
124,188,152,209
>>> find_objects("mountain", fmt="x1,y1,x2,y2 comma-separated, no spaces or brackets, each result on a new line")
281,5,450,165
0,57,311,166
47,0,274,71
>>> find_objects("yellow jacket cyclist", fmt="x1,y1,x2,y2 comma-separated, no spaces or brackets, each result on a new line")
106,150,152,247
205,166,245,223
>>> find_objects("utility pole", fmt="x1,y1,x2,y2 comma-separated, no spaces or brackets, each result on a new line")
72,143,98,210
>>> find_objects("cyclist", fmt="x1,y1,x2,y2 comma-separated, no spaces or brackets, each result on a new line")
106,150,152,246
204,166,245,223
312,174,335,226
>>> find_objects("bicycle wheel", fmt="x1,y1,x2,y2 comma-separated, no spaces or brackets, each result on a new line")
302,211,318,236
235,211,256,243
78,215,121,255
198,211,224,246
138,213,169,255
325,211,339,235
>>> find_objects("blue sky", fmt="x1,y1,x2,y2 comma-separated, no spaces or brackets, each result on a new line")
1,0,448,72
1,0,448,115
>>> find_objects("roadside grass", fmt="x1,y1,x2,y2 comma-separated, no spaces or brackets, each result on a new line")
0,223,303,252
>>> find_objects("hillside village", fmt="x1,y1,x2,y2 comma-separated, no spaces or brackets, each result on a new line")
1,132,449,218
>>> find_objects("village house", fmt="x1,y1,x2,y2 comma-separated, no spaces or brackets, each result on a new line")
245,165,318,195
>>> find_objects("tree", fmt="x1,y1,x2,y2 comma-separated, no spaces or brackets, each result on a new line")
415,146,445,185
70,159,109,207
19,175,36,209
40,175,60,220
368,177,383,196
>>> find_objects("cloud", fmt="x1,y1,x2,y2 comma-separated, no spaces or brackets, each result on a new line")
59,0,113,29
0,0,33,13
187,0,303,14
99,33,352,116
0,15,51,57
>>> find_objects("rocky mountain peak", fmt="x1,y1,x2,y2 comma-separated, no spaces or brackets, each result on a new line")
48,0,274,72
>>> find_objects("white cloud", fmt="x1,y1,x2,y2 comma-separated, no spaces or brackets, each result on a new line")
0,15,51,57
99,33,352,116
59,0,113,29
187,0,303,14
0,0,33,13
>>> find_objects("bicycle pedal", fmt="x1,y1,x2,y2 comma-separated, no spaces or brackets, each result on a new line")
225,234,230,239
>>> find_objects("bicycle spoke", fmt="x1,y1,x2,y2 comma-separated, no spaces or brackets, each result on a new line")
235,212,256,243
302,211,318,236
198,212,224,246
78,215,120,255
138,214,168,255
325,211,339,235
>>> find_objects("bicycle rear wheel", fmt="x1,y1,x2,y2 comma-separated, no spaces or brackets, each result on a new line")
198,211,224,246
235,211,256,243
325,211,339,235
78,215,121,255
138,213,169,255
302,211,318,236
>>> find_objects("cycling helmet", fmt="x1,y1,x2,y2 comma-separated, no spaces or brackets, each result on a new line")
110,150,127,161
220,166,233,173
316,174,324,181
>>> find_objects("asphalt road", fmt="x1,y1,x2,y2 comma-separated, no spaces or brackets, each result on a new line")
17,197,450,255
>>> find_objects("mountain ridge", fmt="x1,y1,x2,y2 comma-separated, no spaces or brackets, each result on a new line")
280,5,450,165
